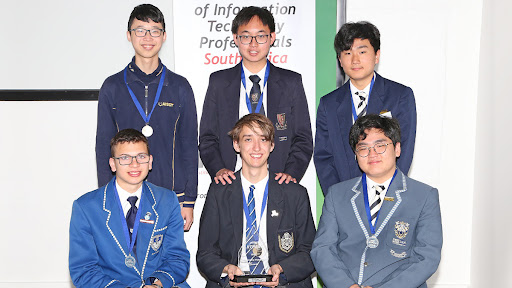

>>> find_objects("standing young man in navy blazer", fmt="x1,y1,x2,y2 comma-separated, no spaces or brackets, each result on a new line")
199,6,313,186
314,21,416,194
197,114,316,287
70,129,190,288
95,4,197,231
311,115,442,288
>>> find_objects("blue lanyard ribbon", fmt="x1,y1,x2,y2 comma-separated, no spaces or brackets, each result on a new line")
124,65,166,124
241,61,270,114
242,181,269,236
362,169,398,234
350,75,375,122
113,178,144,256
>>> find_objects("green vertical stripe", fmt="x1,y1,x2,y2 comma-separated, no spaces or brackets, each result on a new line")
316,1,337,286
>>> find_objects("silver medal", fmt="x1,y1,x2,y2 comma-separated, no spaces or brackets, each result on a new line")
125,255,136,268
367,235,379,248
142,125,153,137
252,244,262,256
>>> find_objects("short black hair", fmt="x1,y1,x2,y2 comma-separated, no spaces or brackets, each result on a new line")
349,114,401,152
231,6,275,34
334,21,380,57
110,129,150,157
128,4,166,31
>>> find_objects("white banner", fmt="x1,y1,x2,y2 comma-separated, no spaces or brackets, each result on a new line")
173,1,316,286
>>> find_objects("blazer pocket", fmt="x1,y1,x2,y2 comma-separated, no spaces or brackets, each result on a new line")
276,228,296,255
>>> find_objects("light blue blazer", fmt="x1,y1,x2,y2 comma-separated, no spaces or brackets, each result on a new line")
69,178,190,288
311,169,442,288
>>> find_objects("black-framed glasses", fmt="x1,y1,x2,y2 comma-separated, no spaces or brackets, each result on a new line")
355,143,393,158
113,153,150,165
237,34,270,45
129,28,164,37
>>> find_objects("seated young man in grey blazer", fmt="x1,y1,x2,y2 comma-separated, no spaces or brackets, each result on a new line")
311,114,442,288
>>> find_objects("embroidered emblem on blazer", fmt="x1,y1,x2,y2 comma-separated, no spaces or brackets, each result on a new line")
275,113,287,130
278,232,294,253
394,221,410,239
158,102,174,107
150,234,164,252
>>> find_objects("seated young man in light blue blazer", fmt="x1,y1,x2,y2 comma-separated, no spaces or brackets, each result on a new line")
70,129,190,288
311,114,442,288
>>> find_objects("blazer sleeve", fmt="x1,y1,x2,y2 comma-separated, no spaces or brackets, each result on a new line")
176,77,198,208
69,200,127,288
196,183,232,283
276,185,316,284
395,87,416,175
314,96,340,193
199,74,228,178
310,189,358,287
95,78,117,187
375,188,442,288
282,74,313,181
147,196,191,287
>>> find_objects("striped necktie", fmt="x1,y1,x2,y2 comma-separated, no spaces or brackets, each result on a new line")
370,185,385,226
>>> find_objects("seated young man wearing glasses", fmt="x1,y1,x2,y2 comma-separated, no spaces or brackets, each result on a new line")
95,4,198,232
311,114,442,288
70,129,190,288
199,6,313,186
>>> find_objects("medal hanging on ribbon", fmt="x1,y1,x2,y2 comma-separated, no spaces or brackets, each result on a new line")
124,65,166,137
350,74,376,122
113,178,144,268
361,169,398,248
241,60,270,114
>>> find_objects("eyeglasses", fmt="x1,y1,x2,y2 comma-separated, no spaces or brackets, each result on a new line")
355,143,393,158
113,153,150,165
237,34,270,45
129,28,164,37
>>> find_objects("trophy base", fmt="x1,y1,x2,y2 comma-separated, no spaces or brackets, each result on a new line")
233,274,273,283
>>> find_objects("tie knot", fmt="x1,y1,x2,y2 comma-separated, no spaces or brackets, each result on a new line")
356,91,366,100
249,185,255,193
127,196,138,208
374,185,385,195
249,75,261,84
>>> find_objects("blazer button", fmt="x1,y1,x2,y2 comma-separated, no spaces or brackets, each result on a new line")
364,262,369,266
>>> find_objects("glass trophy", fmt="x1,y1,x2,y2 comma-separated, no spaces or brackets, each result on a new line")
233,239,272,283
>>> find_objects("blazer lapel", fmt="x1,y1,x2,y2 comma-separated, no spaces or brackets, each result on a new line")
266,178,284,258
336,83,360,176
136,182,158,267
351,179,371,233
367,72,385,115
104,180,130,254
223,63,243,124
229,174,244,260
266,63,282,119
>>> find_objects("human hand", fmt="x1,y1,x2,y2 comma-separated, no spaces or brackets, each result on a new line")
181,207,193,231
215,168,236,185
275,172,297,184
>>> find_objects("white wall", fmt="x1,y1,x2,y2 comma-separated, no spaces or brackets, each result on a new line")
472,0,512,286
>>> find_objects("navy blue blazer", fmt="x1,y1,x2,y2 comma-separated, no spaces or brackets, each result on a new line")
69,178,190,288
314,73,416,193
197,171,316,287
311,170,442,287
199,62,313,181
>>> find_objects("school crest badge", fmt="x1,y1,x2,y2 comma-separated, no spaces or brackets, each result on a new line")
394,221,410,239
278,232,294,253
275,113,287,130
150,234,163,252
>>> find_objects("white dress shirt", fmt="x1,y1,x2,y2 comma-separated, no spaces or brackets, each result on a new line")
239,172,270,273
